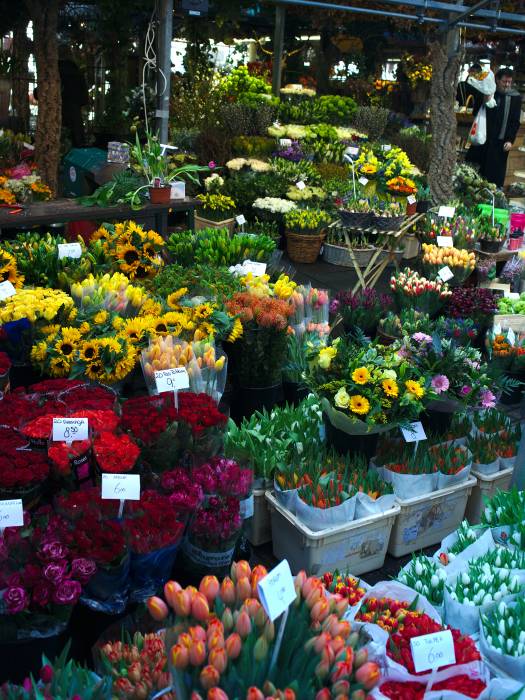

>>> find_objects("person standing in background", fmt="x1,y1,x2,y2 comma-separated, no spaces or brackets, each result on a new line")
456,62,485,115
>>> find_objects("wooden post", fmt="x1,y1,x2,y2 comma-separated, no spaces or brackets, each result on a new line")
157,0,173,142
272,4,286,97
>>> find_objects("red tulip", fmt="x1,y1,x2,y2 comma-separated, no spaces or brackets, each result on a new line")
164,580,182,608
220,577,236,605
173,589,192,617
147,596,168,621
330,660,352,684
170,643,189,669
225,632,242,660
207,689,229,700
209,647,228,674
236,577,251,602
246,689,264,700
236,610,252,638
200,665,220,690
313,632,331,654
189,641,207,666
192,592,210,622
251,564,268,580
283,690,296,700
200,575,220,604
179,632,192,649
207,618,225,640
354,662,380,690
315,690,331,700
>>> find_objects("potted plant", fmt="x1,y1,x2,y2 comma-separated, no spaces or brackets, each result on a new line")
129,130,208,205
338,198,373,229
479,221,507,253
284,207,332,263
416,182,432,213
195,193,237,234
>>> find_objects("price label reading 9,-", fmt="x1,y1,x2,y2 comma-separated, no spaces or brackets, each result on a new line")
154,367,190,393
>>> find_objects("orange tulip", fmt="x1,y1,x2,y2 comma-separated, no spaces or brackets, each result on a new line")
199,576,220,604
295,570,307,588
354,662,380,690
189,641,207,666
209,647,228,674
311,598,330,622
190,626,207,643
170,643,189,669
220,577,236,605
283,690,296,700
146,596,168,621
225,632,242,660
207,689,229,700
243,598,261,618
330,660,352,683
231,560,251,583
208,632,224,651
199,665,220,690
235,610,252,638
186,585,198,600
302,576,321,599
173,589,192,617
254,605,266,629
192,592,210,622
246,687,264,700
333,595,349,618
164,580,182,608
321,644,335,666
236,577,251,603
251,564,268,580
305,587,323,609
313,632,331,654
330,636,345,656
179,632,193,649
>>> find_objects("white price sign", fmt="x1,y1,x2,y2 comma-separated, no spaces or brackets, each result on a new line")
0,499,24,528
101,474,141,501
438,266,454,282
0,281,16,301
57,242,82,260
243,260,267,277
436,236,454,248
407,195,417,205
438,206,456,219
257,559,296,621
410,630,456,673
154,367,190,393
401,421,427,443
236,214,246,226
279,138,292,147
296,180,306,190
345,146,359,157
382,144,392,152
52,418,89,443
505,292,520,299
358,177,369,186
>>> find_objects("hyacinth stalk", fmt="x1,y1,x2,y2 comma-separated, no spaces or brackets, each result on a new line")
146,561,380,700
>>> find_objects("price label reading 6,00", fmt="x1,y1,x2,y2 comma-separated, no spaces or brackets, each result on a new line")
410,630,456,673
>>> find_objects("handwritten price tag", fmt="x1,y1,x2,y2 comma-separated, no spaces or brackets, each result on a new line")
57,242,82,260
407,195,417,205
436,236,454,248
438,206,456,219
52,418,89,443
358,177,369,186
410,630,456,673
236,214,246,226
0,281,16,301
279,138,292,147
401,421,427,443
154,367,190,393
243,260,267,277
257,559,296,621
438,266,454,282
0,499,24,528
101,474,141,501
345,146,359,157
296,180,306,190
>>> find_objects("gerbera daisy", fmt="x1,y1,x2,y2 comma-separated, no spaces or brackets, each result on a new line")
405,380,425,399
382,379,399,398
352,367,371,385
349,395,370,415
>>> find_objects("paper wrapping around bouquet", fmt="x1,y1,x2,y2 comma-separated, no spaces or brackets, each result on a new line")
473,458,501,476
295,493,357,532
355,492,397,519
443,586,518,637
479,606,525,682
384,469,437,500
321,398,395,436
437,463,472,490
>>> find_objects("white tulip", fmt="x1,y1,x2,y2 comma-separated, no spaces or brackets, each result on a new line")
499,601,508,615
507,638,514,652
461,573,470,585
482,593,493,605
499,620,507,635
484,508,492,523
415,560,424,576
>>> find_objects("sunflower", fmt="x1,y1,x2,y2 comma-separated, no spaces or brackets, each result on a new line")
93,310,108,325
349,395,370,415
120,317,151,344
405,380,425,399
79,321,91,335
115,243,140,273
84,360,105,382
54,328,82,357
0,250,24,288
112,317,125,331
133,264,152,280
194,303,214,320
140,298,162,316
49,356,71,377
196,321,215,339
352,367,371,385
227,317,243,343
152,318,169,335
78,341,99,362
91,225,113,248
382,379,399,398
146,229,164,246
97,337,124,356
166,287,189,309
30,341,48,363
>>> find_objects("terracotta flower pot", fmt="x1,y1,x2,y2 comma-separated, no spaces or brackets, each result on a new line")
148,186,171,204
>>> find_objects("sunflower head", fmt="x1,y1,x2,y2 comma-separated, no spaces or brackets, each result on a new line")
79,341,98,362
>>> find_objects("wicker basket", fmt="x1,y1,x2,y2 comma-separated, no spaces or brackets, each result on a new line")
322,242,376,268
372,215,405,232
285,229,326,263
338,210,374,229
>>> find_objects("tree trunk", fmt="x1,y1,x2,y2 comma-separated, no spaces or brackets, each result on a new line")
428,37,463,204
23,0,61,194
11,20,30,133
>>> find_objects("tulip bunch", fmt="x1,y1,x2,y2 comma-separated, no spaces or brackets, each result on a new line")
321,572,367,608
380,675,486,699
478,547,525,572
466,433,499,466
436,520,479,565
355,597,420,634
298,472,355,509
473,408,511,436
98,631,174,699
447,561,522,606
482,488,525,529
482,599,525,658
390,269,451,316
146,561,381,700
395,556,448,606
430,444,470,476
421,243,476,271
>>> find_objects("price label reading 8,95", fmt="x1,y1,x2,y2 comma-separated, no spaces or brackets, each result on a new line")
155,367,190,393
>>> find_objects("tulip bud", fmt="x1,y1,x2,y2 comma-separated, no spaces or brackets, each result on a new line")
335,620,351,639
236,610,252,638
315,690,331,700
186,585,198,601
332,680,350,696
200,665,220,690
315,658,330,680
354,662,380,690
147,596,168,621
236,577,252,603
246,688,264,700
295,570,308,589
263,681,277,696
189,641,207,666
222,607,234,633
199,576,220,604
192,592,210,622
354,648,368,669
283,690,295,700
311,598,330,622
220,577,236,605
208,633,224,651
254,605,267,629
350,691,365,700
253,635,269,662
321,645,335,666
330,636,345,656
209,647,228,674
313,632,331,654
231,560,251,583
164,580,182,609
244,598,262,618
190,693,204,700
347,632,360,649
305,586,323,609
225,632,242,660
330,660,351,684
170,643,189,670
302,576,321,600
334,596,349,617
173,589,192,617
251,564,268,581
190,626,207,643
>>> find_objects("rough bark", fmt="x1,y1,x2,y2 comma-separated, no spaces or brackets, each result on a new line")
23,0,61,194
428,38,463,204
11,20,30,133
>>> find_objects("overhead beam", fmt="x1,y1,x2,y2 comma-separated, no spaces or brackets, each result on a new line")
440,0,495,31
361,0,525,25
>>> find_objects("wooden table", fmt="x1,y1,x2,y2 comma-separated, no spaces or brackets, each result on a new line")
0,197,200,237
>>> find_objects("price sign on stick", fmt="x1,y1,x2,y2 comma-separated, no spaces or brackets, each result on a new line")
0,499,24,533
236,214,246,226
438,266,454,282
154,368,190,393
438,206,455,219
410,630,456,673
0,281,16,301
52,418,89,444
401,422,427,443
258,559,296,621
57,242,82,260
345,146,359,157
436,236,454,248
407,195,417,205
101,474,141,519
296,180,306,190
358,177,369,186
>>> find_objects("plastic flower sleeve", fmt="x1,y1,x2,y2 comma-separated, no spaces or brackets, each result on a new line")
432,525,494,571
355,491,397,518
294,491,357,531
479,603,525,682
128,541,182,603
80,553,130,615
478,678,525,700
372,662,490,700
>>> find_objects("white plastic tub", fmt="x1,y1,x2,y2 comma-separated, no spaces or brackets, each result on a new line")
265,490,400,575
246,488,272,546
388,477,476,557
465,467,515,525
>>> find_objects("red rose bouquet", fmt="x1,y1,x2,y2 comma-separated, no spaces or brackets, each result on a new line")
380,675,487,699
55,487,118,521
93,431,140,475
21,413,61,449
71,408,120,435
47,438,92,485
0,446,49,506
0,508,96,640
0,391,56,429
175,391,227,463
58,383,117,411
160,467,203,512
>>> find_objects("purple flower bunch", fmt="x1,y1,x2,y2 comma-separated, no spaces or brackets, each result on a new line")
190,496,242,548
0,509,96,616
192,457,253,498
447,287,498,325
333,288,394,333
273,140,305,162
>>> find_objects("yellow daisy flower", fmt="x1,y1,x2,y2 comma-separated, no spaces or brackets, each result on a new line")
352,367,370,385
405,380,425,399
349,395,370,415
382,379,399,398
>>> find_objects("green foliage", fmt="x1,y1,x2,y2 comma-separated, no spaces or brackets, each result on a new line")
78,170,146,208
219,102,278,139
351,106,390,141
231,135,276,157
152,263,243,300
314,163,350,181
270,157,322,187
220,65,272,99
167,228,276,267
222,172,288,211
277,94,357,125
284,208,332,231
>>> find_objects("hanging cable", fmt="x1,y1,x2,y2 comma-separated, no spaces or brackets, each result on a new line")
141,3,167,133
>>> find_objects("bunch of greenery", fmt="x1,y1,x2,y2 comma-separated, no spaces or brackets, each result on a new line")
151,263,243,301
284,208,332,233
351,106,390,141
78,170,146,208
222,171,288,211
270,157,323,186
219,103,277,139
167,227,276,267
231,135,276,156
277,94,357,125
219,65,277,108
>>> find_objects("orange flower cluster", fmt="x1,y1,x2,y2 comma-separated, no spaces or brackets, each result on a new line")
355,597,421,633
0,188,15,205
226,292,293,331
492,333,525,358
386,176,417,195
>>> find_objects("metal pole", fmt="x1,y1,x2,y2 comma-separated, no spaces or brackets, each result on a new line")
441,0,494,31
272,4,286,97
156,0,173,142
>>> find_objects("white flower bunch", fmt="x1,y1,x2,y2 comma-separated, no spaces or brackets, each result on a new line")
252,197,297,214
482,598,525,657
448,560,522,607
436,520,478,564
482,489,525,528
204,173,224,192
396,555,448,605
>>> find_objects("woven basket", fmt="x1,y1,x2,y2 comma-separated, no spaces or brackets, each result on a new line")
322,243,376,268
338,210,374,229
285,230,326,263
372,215,405,232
